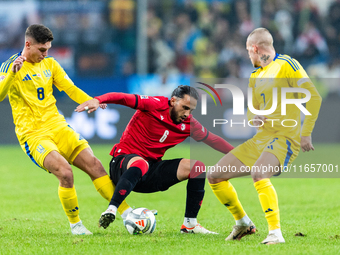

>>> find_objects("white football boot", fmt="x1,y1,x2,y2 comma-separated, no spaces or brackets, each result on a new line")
180,223,218,234
71,221,93,235
225,221,256,241
261,232,285,244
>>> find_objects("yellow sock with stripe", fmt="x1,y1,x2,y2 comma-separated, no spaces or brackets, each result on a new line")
92,175,130,215
58,186,80,224
254,178,280,231
209,181,246,220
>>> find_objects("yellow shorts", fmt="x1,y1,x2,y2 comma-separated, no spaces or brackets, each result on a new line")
231,130,300,170
20,124,89,172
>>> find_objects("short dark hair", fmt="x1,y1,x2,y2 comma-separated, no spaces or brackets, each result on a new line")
171,85,199,100
25,24,54,44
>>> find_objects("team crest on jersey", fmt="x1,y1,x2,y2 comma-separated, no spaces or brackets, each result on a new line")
181,124,186,131
140,95,149,99
0,75,5,82
37,144,46,154
43,69,52,79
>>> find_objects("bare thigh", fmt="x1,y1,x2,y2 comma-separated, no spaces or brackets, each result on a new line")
72,147,107,180
208,153,250,183
43,150,74,188
251,151,280,182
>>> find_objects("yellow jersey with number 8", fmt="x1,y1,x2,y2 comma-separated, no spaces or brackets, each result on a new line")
0,52,92,144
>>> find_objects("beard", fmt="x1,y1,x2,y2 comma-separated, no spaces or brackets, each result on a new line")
170,107,182,124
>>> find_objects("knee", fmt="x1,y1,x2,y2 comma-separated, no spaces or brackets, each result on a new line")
252,176,264,183
188,160,206,179
56,166,74,185
251,170,265,182
207,176,227,184
129,159,149,176
88,156,106,174
207,163,230,184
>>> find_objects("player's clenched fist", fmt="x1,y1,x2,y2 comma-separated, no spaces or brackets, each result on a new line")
11,56,26,73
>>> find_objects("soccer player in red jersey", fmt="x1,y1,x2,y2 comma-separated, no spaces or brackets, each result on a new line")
76,85,234,233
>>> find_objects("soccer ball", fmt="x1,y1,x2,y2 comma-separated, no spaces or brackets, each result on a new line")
124,208,156,235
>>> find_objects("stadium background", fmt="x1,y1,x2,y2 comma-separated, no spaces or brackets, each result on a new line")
0,0,339,144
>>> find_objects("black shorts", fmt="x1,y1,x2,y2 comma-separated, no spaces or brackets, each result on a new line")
109,154,182,193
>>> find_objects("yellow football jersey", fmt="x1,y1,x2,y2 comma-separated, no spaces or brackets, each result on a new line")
0,52,92,143
247,53,322,142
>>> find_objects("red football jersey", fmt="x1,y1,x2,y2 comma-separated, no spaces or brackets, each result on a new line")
109,95,208,161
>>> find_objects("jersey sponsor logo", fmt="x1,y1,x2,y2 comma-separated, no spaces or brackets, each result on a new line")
160,115,164,120
140,95,149,99
181,124,185,131
36,144,46,154
0,75,5,82
22,74,32,81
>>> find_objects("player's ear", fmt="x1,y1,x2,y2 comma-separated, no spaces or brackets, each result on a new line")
170,97,176,106
25,40,31,49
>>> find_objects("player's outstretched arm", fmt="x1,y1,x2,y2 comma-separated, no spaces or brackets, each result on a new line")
191,118,234,154
0,56,26,101
78,92,164,112
75,98,100,113
203,132,234,154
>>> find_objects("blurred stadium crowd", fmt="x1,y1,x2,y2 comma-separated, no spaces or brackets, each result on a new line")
0,0,339,97
145,0,340,97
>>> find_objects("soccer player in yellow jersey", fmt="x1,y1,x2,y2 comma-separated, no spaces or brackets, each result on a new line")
0,24,132,235
208,28,322,244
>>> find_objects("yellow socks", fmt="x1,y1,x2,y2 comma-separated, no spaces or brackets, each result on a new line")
93,175,114,201
58,186,80,224
209,181,246,220
92,175,130,215
254,178,280,231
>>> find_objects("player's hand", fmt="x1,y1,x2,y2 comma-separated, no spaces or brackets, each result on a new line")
99,103,107,110
75,98,100,113
253,115,267,129
11,56,26,73
301,135,314,152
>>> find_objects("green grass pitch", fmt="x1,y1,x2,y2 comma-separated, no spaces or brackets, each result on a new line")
0,143,340,255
